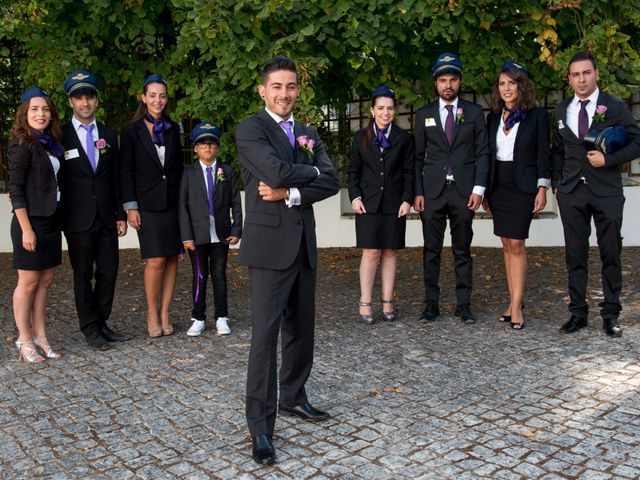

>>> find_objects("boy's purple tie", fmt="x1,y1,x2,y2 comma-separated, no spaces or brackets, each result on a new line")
206,166,215,216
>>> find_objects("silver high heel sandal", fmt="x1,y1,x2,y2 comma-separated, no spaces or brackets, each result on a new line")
15,340,46,364
32,338,62,359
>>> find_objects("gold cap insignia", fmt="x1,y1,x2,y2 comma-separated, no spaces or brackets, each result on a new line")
202,124,215,129
440,55,455,62
71,73,90,80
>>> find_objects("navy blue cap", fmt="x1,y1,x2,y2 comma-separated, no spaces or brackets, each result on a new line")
583,126,628,154
432,53,463,78
501,60,528,77
63,70,99,96
372,85,395,100
144,74,167,87
20,87,49,103
190,121,222,144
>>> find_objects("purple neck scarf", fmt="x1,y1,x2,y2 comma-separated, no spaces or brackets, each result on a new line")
145,113,172,146
504,108,526,130
373,125,391,149
32,129,63,157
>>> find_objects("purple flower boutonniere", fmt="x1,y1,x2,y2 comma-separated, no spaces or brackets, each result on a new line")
456,108,464,124
296,135,315,159
215,167,225,183
95,138,109,154
594,105,607,123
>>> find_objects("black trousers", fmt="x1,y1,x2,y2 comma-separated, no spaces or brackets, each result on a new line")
421,184,475,306
246,239,316,437
188,242,229,320
64,220,119,335
557,183,624,320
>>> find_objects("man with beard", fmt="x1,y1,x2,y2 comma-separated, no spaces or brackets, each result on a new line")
413,53,490,324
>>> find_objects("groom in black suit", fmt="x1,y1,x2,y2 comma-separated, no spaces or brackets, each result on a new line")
235,55,339,465
552,51,640,337
59,70,129,350
413,53,490,324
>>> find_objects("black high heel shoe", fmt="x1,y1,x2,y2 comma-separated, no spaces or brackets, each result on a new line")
498,302,524,323
511,303,526,330
357,302,375,325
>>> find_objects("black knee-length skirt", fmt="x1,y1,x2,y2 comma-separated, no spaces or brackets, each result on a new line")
487,162,536,240
355,212,406,249
11,212,62,270
137,208,182,259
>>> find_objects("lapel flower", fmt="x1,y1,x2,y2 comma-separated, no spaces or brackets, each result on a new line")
455,108,464,124
296,135,315,159
95,138,109,154
215,166,225,183
593,105,607,123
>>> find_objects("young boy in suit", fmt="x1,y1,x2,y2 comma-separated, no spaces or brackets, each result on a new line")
179,121,242,336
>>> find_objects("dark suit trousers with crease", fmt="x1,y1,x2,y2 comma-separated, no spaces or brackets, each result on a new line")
245,236,316,437
188,242,229,320
421,184,475,306
65,218,119,335
557,183,624,319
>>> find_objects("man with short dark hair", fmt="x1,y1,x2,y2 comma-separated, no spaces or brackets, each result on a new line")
59,70,129,350
552,51,640,337
235,55,339,465
413,53,490,324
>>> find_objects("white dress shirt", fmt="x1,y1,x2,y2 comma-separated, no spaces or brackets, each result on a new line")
566,87,599,139
48,154,61,202
72,116,100,168
438,98,485,197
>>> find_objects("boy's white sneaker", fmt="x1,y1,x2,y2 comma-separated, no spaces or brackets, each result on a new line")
187,319,206,336
216,317,231,335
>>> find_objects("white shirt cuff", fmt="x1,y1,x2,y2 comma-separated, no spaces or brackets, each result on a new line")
472,186,485,197
537,178,551,189
123,201,139,211
313,166,320,176
286,187,301,207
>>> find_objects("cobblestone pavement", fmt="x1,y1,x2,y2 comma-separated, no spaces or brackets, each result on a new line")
1,247,639,480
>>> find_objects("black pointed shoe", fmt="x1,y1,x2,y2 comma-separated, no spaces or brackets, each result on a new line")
279,401,330,421
251,434,275,465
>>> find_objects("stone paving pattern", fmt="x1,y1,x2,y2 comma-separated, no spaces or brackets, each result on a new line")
1,246,639,479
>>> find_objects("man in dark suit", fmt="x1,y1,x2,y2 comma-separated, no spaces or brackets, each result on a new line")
552,51,640,337
59,70,129,350
235,55,340,465
179,121,242,337
413,53,490,324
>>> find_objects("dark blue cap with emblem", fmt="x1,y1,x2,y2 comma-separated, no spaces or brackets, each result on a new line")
190,121,222,144
501,60,528,77
144,74,167,87
372,86,395,100
583,126,628,155
63,70,99,96
20,87,49,103
432,53,463,78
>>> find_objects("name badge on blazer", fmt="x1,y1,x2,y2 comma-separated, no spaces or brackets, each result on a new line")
425,118,437,127
557,120,565,130
64,148,80,160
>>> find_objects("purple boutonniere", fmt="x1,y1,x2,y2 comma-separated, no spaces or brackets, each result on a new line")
456,107,464,124
215,167,225,183
296,135,315,159
95,138,109,154
593,105,607,123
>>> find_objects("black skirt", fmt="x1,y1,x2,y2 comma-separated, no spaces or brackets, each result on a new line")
487,162,536,240
11,212,62,270
355,212,406,249
137,208,182,259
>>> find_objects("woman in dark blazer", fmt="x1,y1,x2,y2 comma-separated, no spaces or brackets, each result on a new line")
348,86,414,324
8,87,64,362
119,74,183,337
483,61,550,330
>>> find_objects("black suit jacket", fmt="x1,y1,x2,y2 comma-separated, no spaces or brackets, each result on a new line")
178,161,242,245
59,122,125,232
236,109,339,270
8,137,59,217
487,107,551,194
414,98,490,199
119,119,183,211
552,91,640,196
348,126,414,214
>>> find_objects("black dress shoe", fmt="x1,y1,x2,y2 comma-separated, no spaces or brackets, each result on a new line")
85,332,113,351
101,325,131,342
455,304,476,324
603,318,623,337
418,301,440,322
279,400,330,421
559,316,587,334
251,434,275,465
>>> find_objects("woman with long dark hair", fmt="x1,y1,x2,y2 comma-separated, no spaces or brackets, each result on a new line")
119,74,183,337
483,61,551,330
8,87,64,362
348,86,414,324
